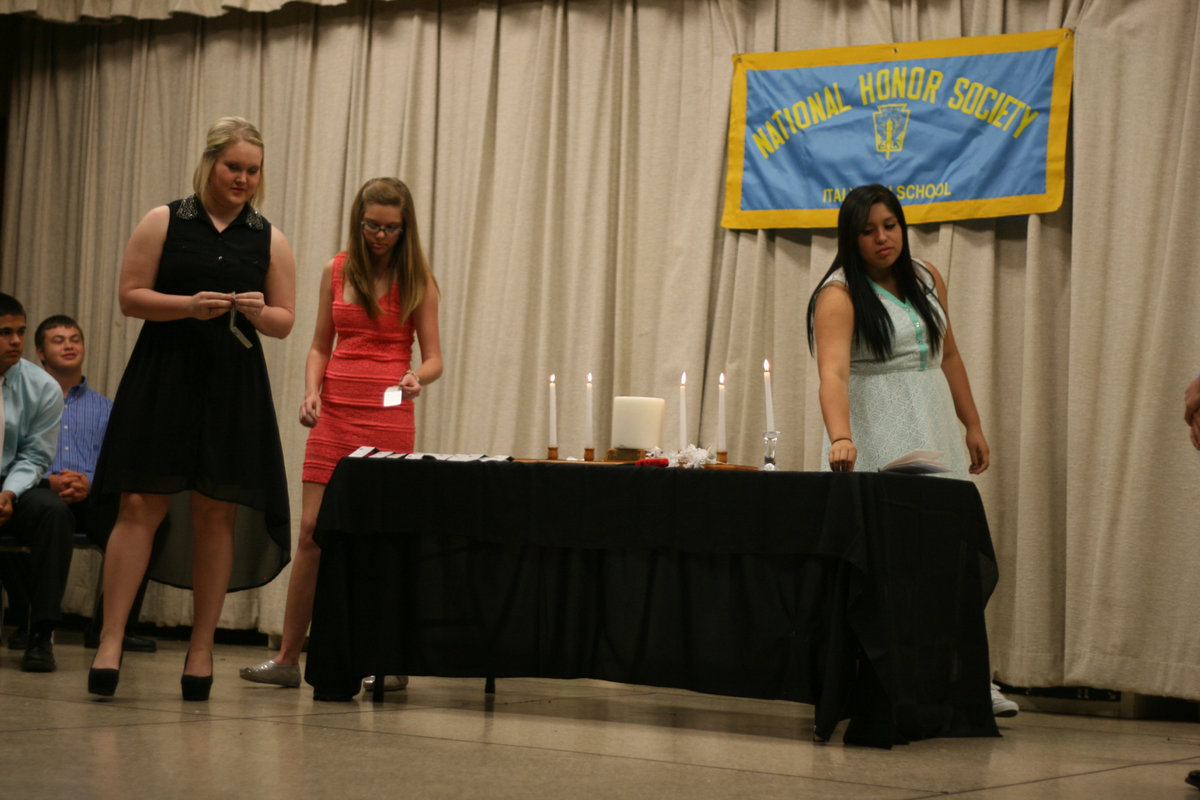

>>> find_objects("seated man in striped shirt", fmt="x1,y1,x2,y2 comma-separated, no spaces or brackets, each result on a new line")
29,315,154,652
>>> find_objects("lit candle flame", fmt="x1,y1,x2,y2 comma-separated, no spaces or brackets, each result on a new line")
762,359,775,433
680,371,687,386
717,371,726,453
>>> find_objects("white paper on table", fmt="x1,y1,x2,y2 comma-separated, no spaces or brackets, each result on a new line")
401,452,512,462
368,450,394,459
383,386,404,407
348,446,376,458
880,449,951,474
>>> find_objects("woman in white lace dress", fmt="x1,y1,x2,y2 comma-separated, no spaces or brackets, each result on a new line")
805,184,1016,716
806,184,989,478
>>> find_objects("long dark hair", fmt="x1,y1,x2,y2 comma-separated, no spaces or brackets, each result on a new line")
805,184,944,360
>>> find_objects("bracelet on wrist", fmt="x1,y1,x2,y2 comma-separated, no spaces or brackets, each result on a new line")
405,369,421,385
831,437,852,445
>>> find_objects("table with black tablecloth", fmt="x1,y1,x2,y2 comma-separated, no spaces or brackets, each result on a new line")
305,457,1000,747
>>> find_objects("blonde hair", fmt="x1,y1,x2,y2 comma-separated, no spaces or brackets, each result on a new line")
343,177,437,321
192,116,266,209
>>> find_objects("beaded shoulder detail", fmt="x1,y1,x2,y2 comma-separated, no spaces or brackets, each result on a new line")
244,206,265,231
176,195,199,220
174,195,265,230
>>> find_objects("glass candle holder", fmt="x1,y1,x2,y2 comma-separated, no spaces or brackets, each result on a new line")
761,430,779,471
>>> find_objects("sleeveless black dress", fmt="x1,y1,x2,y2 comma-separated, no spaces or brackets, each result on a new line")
90,195,291,591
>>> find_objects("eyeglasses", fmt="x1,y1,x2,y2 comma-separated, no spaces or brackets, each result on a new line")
361,221,404,237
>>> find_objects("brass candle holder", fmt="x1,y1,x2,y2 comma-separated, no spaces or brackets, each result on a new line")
547,446,559,460
716,450,728,464
583,447,595,462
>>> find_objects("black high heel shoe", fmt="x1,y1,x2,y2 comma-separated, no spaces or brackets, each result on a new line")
181,651,214,702
88,650,123,697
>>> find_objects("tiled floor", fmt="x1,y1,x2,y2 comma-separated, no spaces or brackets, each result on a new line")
1,631,1198,799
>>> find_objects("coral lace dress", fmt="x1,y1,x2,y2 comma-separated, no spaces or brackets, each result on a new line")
302,252,416,484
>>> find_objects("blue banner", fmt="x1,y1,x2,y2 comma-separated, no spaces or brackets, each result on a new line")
723,30,1074,228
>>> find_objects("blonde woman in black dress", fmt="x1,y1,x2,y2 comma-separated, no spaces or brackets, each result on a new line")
88,117,295,701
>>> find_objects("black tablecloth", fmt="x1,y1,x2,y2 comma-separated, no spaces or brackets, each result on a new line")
307,458,1000,747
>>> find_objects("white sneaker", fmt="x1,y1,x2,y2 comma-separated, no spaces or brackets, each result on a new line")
363,675,409,692
991,682,1019,717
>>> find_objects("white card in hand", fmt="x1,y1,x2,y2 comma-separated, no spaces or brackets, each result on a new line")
383,386,404,407
229,304,252,349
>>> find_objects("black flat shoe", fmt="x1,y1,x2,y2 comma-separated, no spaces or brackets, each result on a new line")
181,651,213,701
7,624,29,651
85,632,158,653
88,652,123,697
123,634,157,653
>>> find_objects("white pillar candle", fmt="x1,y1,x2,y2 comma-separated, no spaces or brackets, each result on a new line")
718,372,726,452
548,374,557,448
763,359,775,432
679,372,688,451
585,373,594,449
611,397,665,450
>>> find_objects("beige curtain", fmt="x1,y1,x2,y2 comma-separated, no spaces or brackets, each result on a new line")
0,0,350,23
4,0,1200,701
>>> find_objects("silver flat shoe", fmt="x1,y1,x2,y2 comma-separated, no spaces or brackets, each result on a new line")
238,659,301,687
363,675,409,692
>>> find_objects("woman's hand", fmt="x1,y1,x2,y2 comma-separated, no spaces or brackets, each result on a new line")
234,291,267,321
828,439,857,472
966,425,990,474
299,393,321,428
1184,376,1200,449
399,370,422,400
187,291,234,320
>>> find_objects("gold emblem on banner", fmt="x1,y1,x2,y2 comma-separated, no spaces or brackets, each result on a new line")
873,104,910,160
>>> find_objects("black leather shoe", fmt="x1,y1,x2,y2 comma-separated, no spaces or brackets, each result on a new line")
20,631,56,673
8,625,29,651
1186,770,1200,790
124,634,156,653
85,632,157,652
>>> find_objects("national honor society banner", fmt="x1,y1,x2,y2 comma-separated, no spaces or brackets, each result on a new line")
722,29,1074,229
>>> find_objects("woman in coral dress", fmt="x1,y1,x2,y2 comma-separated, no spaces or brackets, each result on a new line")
240,177,442,691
